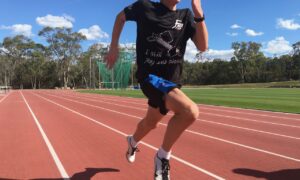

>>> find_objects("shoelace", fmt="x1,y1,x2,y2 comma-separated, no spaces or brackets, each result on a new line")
161,159,170,180
130,146,139,156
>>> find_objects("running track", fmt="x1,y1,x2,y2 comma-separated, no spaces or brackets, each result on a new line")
0,90,299,180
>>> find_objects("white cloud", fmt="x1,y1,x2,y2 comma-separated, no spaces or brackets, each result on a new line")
205,49,234,60
36,14,74,28
79,25,109,40
119,43,136,49
277,18,300,30
264,36,293,55
226,32,238,37
0,24,33,37
231,24,242,29
184,40,199,61
245,29,264,36
184,40,234,61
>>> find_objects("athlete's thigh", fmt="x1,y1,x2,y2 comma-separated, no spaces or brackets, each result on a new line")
165,88,195,114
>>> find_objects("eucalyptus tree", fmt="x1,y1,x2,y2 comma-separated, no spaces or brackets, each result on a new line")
0,35,35,88
38,27,86,88
232,41,264,83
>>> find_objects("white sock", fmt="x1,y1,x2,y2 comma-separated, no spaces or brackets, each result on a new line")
157,147,171,160
130,136,138,147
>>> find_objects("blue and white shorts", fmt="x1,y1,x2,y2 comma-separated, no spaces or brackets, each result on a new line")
140,74,181,115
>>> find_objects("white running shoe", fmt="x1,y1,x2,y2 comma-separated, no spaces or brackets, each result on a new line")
154,154,170,180
126,136,139,163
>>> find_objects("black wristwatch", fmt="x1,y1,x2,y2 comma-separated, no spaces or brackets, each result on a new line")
194,14,205,23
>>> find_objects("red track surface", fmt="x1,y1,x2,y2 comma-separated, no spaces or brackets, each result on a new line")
0,90,299,180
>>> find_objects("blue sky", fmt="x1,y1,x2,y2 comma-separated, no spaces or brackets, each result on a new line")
1,0,300,60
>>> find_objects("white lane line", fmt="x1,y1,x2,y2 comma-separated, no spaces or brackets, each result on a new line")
200,103,300,117
40,92,300,163
70,92,300,121
185,129,300,163
81,92,300,118
201,112,300,129
53,92,300,140
32,92,225,180
20,91,69,179
94,95,300,128
199,106,300,122
0,91,11,103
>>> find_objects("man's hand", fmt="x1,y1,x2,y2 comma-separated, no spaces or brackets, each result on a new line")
105,11,126,69
105,46,119,69
191,0,204,17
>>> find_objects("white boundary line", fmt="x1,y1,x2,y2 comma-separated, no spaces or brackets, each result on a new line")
200,103,300,116
20,91,69,179
52,92,300,140
39,91,300,163
32,92,225,180
68,92,300,121
88,95,300,127
54,92,300,129
0,91,11,103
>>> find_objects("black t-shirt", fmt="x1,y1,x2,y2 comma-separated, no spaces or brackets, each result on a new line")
124,0,196,83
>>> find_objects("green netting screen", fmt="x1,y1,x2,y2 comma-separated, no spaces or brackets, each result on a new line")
96,51,134,89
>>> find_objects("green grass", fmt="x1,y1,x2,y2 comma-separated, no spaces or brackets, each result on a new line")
185,81,300,88
78,87,300,114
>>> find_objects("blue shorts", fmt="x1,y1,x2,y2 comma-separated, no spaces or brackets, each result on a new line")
140,74,181,115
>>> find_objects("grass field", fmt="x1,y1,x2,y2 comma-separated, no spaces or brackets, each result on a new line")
78,87,300,114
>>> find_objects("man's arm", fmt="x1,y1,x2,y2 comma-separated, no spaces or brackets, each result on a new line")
105,11,126,69
191,0,208,52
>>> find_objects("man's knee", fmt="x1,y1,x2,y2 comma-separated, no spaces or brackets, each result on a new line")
181,103,199,123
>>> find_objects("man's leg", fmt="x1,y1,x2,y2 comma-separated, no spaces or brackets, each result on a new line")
154,88,199,179
133,105,165,142
162,88,199,152
126,105,164,163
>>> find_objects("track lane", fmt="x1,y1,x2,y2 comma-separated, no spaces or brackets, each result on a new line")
60,90,300,126
25,91,222,180
0,91,62,179
35,90,300,179
51,91,300,138
67,90,300,119
41,91,300,159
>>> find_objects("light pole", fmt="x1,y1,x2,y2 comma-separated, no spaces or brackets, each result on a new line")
89,56,92,89
98,57,101,89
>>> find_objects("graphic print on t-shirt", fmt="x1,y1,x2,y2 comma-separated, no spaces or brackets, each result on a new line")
146,31,181,58
172,19,184,30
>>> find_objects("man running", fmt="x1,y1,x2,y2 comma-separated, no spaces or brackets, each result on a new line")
106,0,208,179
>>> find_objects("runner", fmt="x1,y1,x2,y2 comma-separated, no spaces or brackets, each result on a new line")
105,0,208,179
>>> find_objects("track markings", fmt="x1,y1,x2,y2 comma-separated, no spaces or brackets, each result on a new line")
0,91,11,103
38,91,300,163
67,92,300,121
50,92,300,140
32,92,225,180
20,92,69,179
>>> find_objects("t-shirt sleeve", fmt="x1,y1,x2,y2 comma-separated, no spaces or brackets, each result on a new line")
185,9,196,39
123,0,143,22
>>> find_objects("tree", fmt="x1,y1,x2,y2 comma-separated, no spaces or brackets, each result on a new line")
291,41,300,80
1,35,35,88
232,41,264,83
38,27,86,88
292,41,300,56
26,43,48,89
